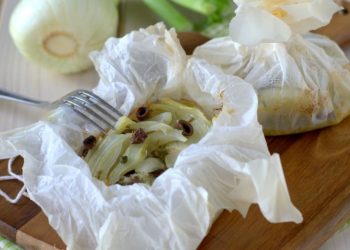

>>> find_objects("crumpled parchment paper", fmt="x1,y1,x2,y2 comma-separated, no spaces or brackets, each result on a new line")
193,32,350,135
0,23,302,250
229,0,341,45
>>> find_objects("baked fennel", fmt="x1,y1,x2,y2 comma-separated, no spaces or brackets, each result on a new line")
82,98,211,185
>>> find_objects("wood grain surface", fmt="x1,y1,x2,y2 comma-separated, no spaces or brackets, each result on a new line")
316,2,350,46
0,158,40,239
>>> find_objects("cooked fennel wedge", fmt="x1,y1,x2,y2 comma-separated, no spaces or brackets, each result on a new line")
148,98,212,144
85,134,131,181
108,139,149,185
82,98,212,186
148,112,172,124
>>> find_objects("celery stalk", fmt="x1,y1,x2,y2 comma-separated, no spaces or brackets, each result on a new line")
143,0,193,31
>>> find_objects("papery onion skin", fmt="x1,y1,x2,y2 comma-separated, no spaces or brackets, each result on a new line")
9,0,119,74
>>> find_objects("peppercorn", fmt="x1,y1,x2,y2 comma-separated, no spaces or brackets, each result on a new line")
136,106,150,121
121,155,128,164
176,120,194,137
131,128,148,144
83,135,97,150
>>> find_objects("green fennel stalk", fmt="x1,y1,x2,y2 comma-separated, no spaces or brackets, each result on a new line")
171,0,217,15
143,0,193,31
142,0,235,37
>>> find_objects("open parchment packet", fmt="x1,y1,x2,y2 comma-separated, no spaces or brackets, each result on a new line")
0,23,302,250
194,0,350,135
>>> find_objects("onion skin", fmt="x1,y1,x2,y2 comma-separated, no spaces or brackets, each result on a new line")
9,0,119,74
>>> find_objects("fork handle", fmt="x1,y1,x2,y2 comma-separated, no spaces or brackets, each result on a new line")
0,89,49,107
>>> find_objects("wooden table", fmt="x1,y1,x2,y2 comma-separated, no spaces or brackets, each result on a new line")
1,0,350,249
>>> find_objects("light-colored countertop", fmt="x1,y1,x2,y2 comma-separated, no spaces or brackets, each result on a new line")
0,0,99,132
1,0,350,249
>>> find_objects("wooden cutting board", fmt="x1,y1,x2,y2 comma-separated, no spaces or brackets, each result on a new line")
316,2,350,46
2,115,350,250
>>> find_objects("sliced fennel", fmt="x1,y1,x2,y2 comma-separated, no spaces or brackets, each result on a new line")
164,142,189,168
147,131,187,152
132,121,184,135
82,99,212,186
135,158,165,174
149,98,212,144
115,116,136,134
108,139,150,185
148,112,172,124
86,134,131,181
115,117,185,136
108,129,186,184
9,0,119,74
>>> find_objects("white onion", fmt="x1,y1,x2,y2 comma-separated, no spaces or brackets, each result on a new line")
9,0,119,74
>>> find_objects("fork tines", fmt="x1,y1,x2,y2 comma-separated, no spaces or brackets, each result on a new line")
62,90,122,133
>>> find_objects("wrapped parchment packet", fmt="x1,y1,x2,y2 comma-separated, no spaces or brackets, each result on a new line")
194,0,350,135
0,23,302,250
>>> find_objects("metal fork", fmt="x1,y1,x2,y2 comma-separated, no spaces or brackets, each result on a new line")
0,89,122,133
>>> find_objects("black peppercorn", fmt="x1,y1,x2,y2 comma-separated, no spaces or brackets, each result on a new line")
121,155,128,164
83,135,97,150
136,106,150,121
131,128,148,144
176,120,194,137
